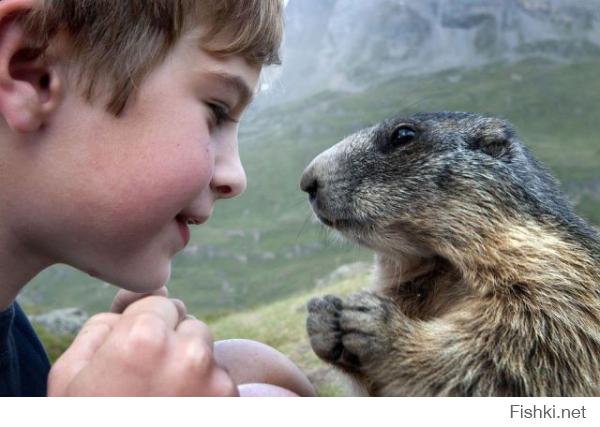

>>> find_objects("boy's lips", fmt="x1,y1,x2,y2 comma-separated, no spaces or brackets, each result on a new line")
176,218,190,246
175,214,209,246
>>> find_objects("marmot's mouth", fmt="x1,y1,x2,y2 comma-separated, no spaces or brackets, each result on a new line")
316,213,356,230
310,199,361,230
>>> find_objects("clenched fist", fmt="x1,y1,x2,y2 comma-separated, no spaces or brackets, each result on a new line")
48,293,237,396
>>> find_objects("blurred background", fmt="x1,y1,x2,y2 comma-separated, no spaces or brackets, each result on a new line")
23,0,600,394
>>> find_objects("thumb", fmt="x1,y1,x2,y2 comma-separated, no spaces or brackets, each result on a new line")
110,286,169,313
47,313,119,396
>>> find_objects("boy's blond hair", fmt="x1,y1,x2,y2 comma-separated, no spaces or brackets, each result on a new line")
22,0,284,115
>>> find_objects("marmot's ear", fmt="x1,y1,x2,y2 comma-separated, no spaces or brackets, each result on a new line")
467,118,516,159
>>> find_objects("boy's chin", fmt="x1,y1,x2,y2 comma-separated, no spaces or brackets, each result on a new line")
103,262,172,294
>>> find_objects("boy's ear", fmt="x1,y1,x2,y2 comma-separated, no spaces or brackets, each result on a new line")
0,0,62,134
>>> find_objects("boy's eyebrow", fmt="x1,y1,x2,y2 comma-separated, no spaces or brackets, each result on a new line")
203,71,255,109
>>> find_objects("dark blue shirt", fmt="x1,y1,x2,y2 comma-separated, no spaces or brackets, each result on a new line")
0,302,50,396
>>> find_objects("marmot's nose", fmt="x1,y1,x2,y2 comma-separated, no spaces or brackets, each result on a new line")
300,168,321,202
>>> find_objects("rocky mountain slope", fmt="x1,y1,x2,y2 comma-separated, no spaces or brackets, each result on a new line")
268,0,600,103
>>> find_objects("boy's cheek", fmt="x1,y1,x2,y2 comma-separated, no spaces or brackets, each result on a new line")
82,155,212,231
7,118,214,283
7,170,179,247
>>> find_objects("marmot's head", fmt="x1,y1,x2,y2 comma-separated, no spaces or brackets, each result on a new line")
300,112,574,258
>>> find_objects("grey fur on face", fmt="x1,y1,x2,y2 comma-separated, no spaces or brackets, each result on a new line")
302,112,597,256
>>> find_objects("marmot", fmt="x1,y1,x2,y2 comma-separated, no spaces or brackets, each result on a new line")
300,112,600,396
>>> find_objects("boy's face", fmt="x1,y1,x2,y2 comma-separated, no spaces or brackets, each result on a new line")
7,32,259,292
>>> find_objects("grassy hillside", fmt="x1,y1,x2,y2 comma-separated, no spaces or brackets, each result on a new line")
21,57,600,318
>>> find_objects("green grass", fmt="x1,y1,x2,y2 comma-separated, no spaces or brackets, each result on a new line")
31,323,75,363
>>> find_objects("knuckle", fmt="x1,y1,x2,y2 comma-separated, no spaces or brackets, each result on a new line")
178,317,214,343
179,337,213,374
191,318,213,339
125,313,170,358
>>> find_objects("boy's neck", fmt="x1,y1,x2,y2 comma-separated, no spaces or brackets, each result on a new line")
0,231,50,311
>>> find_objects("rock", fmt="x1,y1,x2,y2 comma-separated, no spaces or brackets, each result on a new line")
182,244,199,255
224,229,246,238
30,308,89,336
316,262,373,288
284,242,323,259
258,251,277,261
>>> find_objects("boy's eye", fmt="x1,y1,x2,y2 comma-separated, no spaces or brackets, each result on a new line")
207,102,237,128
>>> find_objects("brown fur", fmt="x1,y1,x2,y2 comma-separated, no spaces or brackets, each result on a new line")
302,112,600,396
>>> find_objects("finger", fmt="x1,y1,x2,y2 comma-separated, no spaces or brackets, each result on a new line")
48,313,120,395
170,319,217,394
175,317,213,344
111,287,169,313
170,298,187,323
213,339,316,397
122,295,180,330
67,313,121,359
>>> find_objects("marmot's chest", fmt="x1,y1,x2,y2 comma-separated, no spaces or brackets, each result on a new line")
378,269,470,320
388,280,441,320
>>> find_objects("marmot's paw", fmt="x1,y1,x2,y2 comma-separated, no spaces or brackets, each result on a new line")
306,292,393,371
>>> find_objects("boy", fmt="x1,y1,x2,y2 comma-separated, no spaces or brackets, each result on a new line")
0,0,314,396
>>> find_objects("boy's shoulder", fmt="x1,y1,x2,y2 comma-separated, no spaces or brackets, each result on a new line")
0,303,50,396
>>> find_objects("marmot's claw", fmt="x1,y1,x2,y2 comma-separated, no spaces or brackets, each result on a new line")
306,296,346,364
307,295,342,314
306,292,393,371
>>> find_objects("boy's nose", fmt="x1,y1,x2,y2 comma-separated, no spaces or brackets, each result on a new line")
211,151,247,199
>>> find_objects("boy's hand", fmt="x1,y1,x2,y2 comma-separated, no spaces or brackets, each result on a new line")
110,286,187,318
47,296,238,396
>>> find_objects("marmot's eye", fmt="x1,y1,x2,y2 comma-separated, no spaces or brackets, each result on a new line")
391,125,417,146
